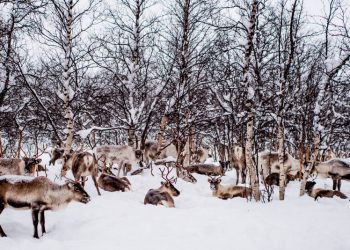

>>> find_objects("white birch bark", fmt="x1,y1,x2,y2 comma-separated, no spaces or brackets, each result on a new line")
243,0,260,202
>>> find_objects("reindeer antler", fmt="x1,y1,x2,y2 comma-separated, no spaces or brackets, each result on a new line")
34,143,49,159
159,165,177,184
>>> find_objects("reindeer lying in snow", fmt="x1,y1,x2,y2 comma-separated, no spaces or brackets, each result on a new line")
61,152,101,195
312,159,350,191
98,168,131,192
0,157,42,176
0,176,90,238
144,167,180,208
185,163,225,176
208,176,251,200
305,181,348,201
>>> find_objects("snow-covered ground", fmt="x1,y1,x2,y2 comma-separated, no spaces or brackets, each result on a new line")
1,154,350,250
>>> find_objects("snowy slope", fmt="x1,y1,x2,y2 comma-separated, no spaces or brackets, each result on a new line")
1,153,349,250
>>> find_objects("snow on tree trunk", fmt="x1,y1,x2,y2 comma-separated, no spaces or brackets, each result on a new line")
63,0,74,155
243,0,260,202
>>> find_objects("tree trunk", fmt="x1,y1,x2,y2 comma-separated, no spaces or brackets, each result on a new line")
277,118,286,200
156,115,169,152
242,0,260,202
127,124,137,149
63,0,74,155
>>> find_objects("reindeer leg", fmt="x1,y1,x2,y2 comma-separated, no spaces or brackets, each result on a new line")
81,177,86,187
32,208,40,239
117,161,123,177
40,210,46,235
332,177,337,191
0,202,7,237
92,173,101,196
235,169,239,185
338,178,341,191
242,169,247,184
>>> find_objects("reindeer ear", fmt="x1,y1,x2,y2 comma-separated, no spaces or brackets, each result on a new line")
208,178,211,182
217,179,221,183
36,159,42,163
161,181,165,185
22,157,29,162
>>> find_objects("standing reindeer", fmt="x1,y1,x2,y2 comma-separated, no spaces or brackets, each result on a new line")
144,166,180,208
0,157,42,176
61,152,101,195
0,176,90,238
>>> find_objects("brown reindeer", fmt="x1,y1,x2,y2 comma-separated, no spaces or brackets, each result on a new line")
143,140,178,165
93,145,143,176
98,168,131,192
0,157,42,176
0,176,90,238
193,146,210,163
305,181,348,201
264,172,302,186
144,167,180,208
208,176,252,200
49,148,74,166
61,152,101,195
185,163,224,176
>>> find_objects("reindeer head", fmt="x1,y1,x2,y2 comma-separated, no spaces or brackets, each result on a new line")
178,167,197,183
66,181,90,204
305,181,316,192
159,166,180,196
219,161,230,173
134,149,143,161
208,176,221,191
23,157,42,175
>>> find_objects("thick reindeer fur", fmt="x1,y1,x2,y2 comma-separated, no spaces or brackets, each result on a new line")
193,146,210,164
229,146,247,184
0,158,42,176
49,148,74,166
208,178,252,200
0,176,90,238
258,151,300,179
305,181,348,201
61,152,101,195
144,181,180,208
313,159,350,191
98,172,131,192
185,163,224,176
93,145,142,176
143,140,178,165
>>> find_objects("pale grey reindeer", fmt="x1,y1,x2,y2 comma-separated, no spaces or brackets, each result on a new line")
0,176,90,238
0,157,42,176
93,145,143,176
311,159,350,191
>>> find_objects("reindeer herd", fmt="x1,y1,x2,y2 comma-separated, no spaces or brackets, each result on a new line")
0,140,349,238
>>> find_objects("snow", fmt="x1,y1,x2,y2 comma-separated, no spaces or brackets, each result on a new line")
1,154,350,250
0,175,35,184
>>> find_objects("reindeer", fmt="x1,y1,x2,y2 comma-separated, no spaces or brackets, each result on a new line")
0,157,42,176
257,151,300,179
98,168,131,192
61,152,101,195
93,145,143,176
49,148,74,166
305,181,348,201
144,167,180,208
208,176,252,200
230,146,247,184
312,159,350,191
193,146,210,164
185,163,224,176
0,176,90,238
143,140,178,165
264,172,301,186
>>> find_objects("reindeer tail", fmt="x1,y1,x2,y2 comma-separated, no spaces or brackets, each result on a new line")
334,191,348,199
